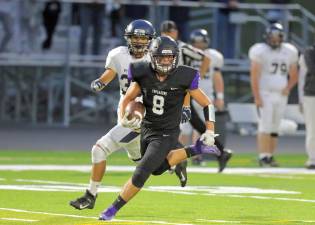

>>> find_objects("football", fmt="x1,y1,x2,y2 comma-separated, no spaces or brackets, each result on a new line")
125,101,145,120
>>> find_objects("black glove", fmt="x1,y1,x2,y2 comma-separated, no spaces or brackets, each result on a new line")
181,106,191,123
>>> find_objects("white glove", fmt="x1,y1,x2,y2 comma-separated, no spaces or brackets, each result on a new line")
120,112,142,130
200,130,218,146
91,79,106,92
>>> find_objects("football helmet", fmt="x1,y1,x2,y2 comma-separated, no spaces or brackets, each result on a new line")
264,23,284,49
150,36,179,75
124,19,156,55
190,29,210,46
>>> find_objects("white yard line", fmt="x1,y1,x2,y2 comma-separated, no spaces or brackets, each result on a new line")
204,193,315,203
15,179,87,186
0,217,38,222
0,208,193,225
0,178,5,181
1,165,315,174
197,219,315,224
197,219,241,223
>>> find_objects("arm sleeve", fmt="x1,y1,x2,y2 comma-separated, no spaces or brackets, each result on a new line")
248,45,261,62
214,52,224,71
105,50,120,72
289,45,299,65
189,71,200,90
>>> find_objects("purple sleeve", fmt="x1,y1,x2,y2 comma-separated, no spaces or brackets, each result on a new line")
189,71,200,90
127,66,133,82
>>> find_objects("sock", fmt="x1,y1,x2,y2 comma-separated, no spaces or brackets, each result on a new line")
184,145,198,158
88,180,100,196
112,195,127,211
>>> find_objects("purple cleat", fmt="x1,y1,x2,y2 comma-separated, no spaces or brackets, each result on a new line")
192,139,221,156
99,205,117,221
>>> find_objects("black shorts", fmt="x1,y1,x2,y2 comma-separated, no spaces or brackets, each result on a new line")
138,127,180,174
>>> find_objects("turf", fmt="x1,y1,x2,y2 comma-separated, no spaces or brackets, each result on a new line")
0,150,314,225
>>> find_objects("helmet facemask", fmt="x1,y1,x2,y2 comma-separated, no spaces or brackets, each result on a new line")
125,34,151,56
151,52,178,76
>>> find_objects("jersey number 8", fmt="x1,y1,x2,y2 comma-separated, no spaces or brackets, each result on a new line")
152,95,164,115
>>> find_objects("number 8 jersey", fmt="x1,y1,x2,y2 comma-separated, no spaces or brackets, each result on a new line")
105,46,150,105
248,42,298,92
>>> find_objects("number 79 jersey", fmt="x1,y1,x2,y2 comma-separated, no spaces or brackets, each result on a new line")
248,42,298,92
105,46,150,97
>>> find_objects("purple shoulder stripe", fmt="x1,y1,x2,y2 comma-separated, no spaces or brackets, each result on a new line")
127,66,133,82
189,71,200,90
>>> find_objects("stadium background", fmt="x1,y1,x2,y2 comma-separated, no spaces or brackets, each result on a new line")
0,0,311,151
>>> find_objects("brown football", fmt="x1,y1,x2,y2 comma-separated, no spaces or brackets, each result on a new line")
125,101,145,120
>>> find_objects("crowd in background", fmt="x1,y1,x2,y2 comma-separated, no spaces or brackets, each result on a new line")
0,0,291,57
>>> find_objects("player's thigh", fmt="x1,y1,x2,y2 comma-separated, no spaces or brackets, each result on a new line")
258,92,273,133
123,135,141,161
138,134,178,173
271,95,288,132
180,122,193,136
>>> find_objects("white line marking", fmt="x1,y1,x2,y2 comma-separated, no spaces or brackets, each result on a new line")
197,219,315,224
204,194,315,203
0,178,5,181
197,219,241,223
15,179,87,186
0,217,38,222
0,208,193,225
1,165,315,174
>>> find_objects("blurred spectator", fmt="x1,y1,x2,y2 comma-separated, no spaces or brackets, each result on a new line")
19,0,41,53
42,0,61,50
0,0,14,52
267,0,291,24
298,45,315,169
214,0,240,58
106,0,122,37
79,1,105,55
169,0,193,42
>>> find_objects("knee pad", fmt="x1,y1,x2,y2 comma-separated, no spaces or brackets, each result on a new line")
152,159,171,176
270,133,279,137
131,167,151,188
91,144,107,164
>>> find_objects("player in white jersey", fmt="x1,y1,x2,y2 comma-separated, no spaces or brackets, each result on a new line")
249,23,298,167
179,29,232,171
69,19,156,210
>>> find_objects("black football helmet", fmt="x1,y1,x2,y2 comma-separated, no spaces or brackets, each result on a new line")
264,23,284,49
190,29,210,46
124,19,156,55
150,36,179,75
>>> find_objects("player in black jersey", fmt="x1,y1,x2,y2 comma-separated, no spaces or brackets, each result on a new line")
99,36,220,221
161,20,232,172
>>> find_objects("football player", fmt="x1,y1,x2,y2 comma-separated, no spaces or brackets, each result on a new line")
99,36,220,221
70,19,188,211
249,23,298,167
179,29,232,171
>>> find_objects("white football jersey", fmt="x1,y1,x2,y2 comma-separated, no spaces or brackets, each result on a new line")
105,46,150,97
190,48,224,99
249,42,298,91
105,46,149,114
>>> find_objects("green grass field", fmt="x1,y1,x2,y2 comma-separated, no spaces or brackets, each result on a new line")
0,150,315,225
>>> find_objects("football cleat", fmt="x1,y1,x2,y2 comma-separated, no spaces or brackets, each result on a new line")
69,190,96,210
175,160,188,187
218,149,233,173
193,139,221,156
258,157,271,167
99,205,118,221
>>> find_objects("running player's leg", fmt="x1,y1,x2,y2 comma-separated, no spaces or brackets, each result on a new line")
70,124,139,210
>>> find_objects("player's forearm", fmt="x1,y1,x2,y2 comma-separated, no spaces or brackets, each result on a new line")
205,121,215,131
98,69,116,85
183,93,191,107
214,72,224,98
286,65,298,91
